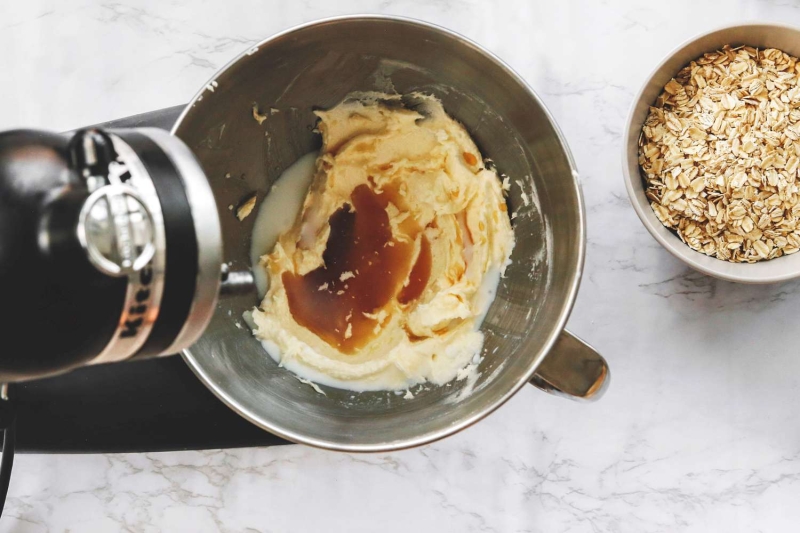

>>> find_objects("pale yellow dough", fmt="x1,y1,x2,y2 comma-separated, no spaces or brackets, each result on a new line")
251,95,515,391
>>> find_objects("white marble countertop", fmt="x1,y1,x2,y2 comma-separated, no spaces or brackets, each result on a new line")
3,0,800,531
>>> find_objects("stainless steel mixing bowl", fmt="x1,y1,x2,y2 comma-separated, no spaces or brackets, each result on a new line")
173,15,608,452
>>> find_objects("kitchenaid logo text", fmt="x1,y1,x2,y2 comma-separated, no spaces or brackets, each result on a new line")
120,261,152,339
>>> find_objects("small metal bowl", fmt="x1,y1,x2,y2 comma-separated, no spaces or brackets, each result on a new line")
623,23,800,284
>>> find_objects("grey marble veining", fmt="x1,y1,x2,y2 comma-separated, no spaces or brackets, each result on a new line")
3,0,800,531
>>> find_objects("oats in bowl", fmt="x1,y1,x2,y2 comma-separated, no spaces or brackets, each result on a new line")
639,44,800,263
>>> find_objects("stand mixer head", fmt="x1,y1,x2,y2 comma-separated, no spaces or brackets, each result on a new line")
0,127,247,382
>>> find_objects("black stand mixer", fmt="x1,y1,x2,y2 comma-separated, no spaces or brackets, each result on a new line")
0,14,612,520
0,126,249,511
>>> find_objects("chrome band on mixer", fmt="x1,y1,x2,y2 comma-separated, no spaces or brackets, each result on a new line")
88,134,167,364
112,129,222,359
139,129,222,356
87,129,222,364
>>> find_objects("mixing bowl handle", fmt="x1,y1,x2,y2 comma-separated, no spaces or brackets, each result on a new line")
529,330,609,401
